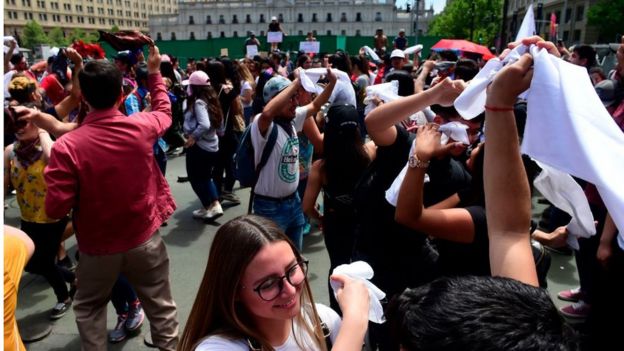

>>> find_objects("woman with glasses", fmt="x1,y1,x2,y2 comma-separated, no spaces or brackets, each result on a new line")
177,214,370,351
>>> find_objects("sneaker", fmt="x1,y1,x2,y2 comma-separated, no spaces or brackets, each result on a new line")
204,203,224,221
192,208,208,219
57,256,77,272
125,302,145,331
108,314,128,343
220,191,241,205
560,300,591,319
50,300,72,320
557,287,582,302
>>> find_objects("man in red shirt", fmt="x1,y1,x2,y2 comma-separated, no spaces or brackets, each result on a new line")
44,45,179,350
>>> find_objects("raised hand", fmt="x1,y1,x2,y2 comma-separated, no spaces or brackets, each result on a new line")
147,45,161,74
487,53,533,108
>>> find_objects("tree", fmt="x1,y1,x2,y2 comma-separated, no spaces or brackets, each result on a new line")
587,0,624,42
48,27,69,47
111,25,120,33
67,28,99,44
428,0,503,46
22,20,48,49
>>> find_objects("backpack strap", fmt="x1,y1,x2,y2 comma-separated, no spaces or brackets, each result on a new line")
247,123,279,214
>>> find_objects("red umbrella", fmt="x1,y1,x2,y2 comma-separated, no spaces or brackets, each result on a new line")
431,39,495,60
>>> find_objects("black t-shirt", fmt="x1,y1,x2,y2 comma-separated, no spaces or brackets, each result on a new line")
433,205,491,277
268,22,280,32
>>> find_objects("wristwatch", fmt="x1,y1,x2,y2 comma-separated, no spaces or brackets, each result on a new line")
408,153,430,169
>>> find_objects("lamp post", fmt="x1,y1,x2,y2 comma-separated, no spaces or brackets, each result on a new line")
414,0,421,44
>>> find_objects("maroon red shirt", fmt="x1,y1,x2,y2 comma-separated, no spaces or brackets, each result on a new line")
45,73,176,255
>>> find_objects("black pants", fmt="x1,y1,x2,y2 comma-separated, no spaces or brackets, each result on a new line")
213,131,241,194
22,217,75,302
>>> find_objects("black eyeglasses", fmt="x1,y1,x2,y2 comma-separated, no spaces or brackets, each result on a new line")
251,260,309,301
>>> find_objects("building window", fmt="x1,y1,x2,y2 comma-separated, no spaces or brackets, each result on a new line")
260,30,265,36
207,32,212,39
246,14,251,23
326,13,332,22
206,15,211,24
278,13,284,23
573,29,581,42
232,15,238,24
298,30,303,35
220,31,225,38
233,31,238,38
576,6,584,21
259,14,265,23
375,12,382,21
171,32,176,40
312,13,317,22
190,32,195,40
297,13,303,22
340,13,347,22
189,16,194,24
563,30,569,42
219,15,225,24
156,32,162,40
341,29,346,35
356,12,362,22
326,30,332,35
355,29,361,36
565,8,571,23
312,30,317,36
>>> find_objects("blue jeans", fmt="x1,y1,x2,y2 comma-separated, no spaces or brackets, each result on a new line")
186,144,219,207
111,274,138,315
253,193,305,251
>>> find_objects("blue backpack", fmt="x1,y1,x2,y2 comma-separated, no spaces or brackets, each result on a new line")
234,123,278,213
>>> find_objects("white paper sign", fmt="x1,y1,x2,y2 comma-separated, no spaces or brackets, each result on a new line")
267,32,283,43
299,41,320,53
246,45,258,58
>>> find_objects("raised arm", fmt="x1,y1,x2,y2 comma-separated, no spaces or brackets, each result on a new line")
414,60,435,94
330,274,369,351
484,53,536,286
145,45,172,135
54,48,83,120
365,77,464,146
395,124,475,243
14,106,77,138
4,39,17,72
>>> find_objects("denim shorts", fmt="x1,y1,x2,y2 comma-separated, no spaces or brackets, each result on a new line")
253,193,305,250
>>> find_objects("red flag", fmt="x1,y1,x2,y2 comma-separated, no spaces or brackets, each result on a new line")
549,12,557,40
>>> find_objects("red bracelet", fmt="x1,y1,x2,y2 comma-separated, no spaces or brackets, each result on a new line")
484,105,514,112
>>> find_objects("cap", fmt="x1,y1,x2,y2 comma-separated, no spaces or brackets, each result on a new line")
122,77,137,89
263,75,291,103
390,49,405,59
595,79,618,107
114,50,136,65
271,16,277,21
326,104,360,131
160,54,171,63
249,31,256,36
182,70,211,87
399,28,406,33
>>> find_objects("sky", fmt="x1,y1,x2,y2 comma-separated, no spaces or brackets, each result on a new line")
395,0,447,14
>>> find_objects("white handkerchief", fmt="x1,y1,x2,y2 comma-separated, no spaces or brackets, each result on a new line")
363,46,381,63
533,161,596,250
305,68,351,84
522,45,624,248
299,70,323,94
364,81,401,116
330,261,386,324
330,80,357,107
3,36,18,54
385,141,429,207
439,121,470,145
515,4,536,42
403,45,423,56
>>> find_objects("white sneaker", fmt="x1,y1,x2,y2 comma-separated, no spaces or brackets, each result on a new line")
204,203,224,221
192,208,208,218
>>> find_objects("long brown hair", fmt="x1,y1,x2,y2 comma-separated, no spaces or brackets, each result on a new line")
177,215,328,351
185,84,223,129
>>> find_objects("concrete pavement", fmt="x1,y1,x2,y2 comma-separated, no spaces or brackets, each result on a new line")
4,153,579,350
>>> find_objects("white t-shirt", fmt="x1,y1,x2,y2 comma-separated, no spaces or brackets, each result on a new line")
250,106,308,198
195,304,341,351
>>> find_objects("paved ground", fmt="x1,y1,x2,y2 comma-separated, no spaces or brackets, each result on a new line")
5,153,579,350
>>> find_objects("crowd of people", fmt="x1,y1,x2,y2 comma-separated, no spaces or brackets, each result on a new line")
3,26,624,351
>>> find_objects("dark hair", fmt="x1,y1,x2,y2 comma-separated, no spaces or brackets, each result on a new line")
454,58,479,82
572,45,597,69
296,54,311,68
329,51,352,76
589,66,606,79
9,52,24,66
160,61,177,84
350,55,370,75
386,276,578,351
186,84,223,129
252,69,274,114
385,70,415,96
323,105,371,192
219,57,241,96
79,60,122,109
438,50,458,62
